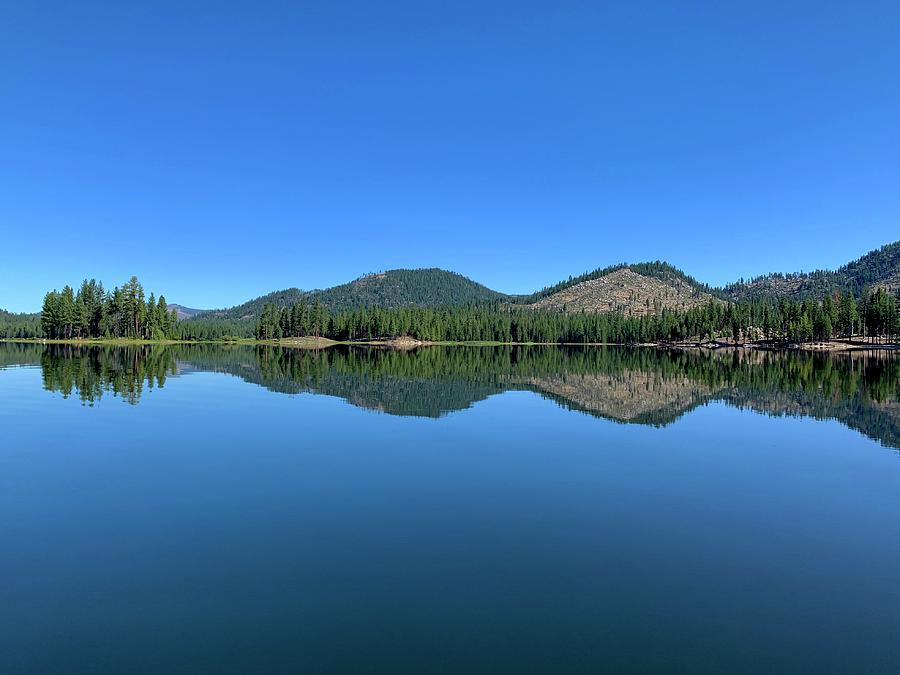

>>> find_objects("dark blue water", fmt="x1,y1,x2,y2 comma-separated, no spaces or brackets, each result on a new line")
1,345,899,673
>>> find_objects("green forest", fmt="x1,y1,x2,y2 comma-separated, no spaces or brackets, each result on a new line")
0,309,40,339
255,288,900,345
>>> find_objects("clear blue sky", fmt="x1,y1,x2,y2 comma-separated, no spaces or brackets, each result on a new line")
2,1,899,312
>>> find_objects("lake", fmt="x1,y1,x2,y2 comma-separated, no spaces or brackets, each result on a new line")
1,343,899,673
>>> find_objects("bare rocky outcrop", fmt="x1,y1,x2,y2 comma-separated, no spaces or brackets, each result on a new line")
531,268,720,316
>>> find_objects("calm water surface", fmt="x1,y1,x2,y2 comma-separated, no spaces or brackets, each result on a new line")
1,344,899,674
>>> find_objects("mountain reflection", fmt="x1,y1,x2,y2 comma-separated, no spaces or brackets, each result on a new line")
2,343,898,448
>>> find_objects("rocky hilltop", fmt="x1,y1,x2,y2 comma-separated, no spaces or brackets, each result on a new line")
530,268,719,316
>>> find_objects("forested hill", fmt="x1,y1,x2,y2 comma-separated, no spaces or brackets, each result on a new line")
180,242,900,336
524,242,900,312
194,269,508,322
723,241,900,302
189,263,714,327
311,268,508,312
194,288,309,322
0,309,40,339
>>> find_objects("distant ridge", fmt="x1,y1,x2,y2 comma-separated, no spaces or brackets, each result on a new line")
168,304,206,320
723,241,900,301
194,288,309,322
173,239,900,324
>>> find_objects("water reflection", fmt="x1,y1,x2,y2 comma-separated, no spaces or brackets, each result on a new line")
2,343,898,448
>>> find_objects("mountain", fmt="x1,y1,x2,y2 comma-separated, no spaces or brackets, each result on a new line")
6,240,894,340
168,304,206,320
194,288,309,322
723,241,900,301
310,268,507,312
193,268,508,322
527,262,720,316
524,242,900,313
183,240,900,325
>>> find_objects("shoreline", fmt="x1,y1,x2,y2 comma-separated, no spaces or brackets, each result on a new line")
1,337,897,351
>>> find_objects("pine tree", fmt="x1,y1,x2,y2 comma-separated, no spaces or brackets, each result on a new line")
157,296,170,337
41,291,60,338
58,286,75,339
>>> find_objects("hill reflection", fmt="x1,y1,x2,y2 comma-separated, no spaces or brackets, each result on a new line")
2,343,898,448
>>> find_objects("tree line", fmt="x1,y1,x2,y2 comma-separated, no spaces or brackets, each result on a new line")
257,288,900,345
40,276,178,339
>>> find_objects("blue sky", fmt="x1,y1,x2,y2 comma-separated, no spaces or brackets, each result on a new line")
2,1,899,312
